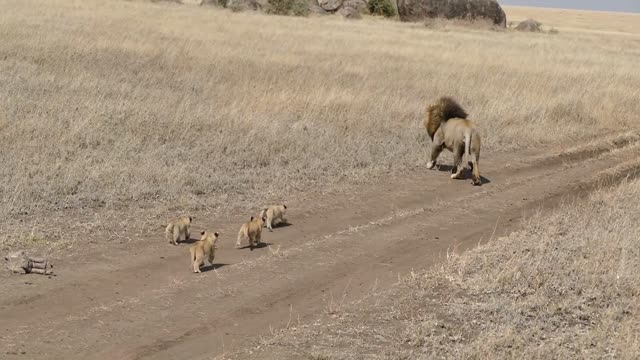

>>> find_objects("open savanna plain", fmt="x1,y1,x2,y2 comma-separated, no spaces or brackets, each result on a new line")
0,1,639,359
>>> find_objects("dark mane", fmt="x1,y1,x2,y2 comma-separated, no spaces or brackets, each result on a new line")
425,97,468,140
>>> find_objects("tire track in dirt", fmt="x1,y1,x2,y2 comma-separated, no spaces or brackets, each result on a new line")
1,133,639,360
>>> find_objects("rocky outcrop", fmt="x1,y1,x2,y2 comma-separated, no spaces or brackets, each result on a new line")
341,5,362,18
515,18,542,32
318,0,342,11
397,0,507,27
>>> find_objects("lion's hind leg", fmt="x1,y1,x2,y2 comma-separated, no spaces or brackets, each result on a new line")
450,144,465,180
470,137,481,186
427,143,444,170
470,153,481,186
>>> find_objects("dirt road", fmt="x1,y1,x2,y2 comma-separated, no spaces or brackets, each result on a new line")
1,132,639,360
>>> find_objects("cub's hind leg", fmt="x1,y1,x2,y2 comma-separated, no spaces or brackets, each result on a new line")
255,231,262,245
193,258,203,273
190,247,202,273
173,227,181,245
266,217,273,232
208,249,215,267
193,251,204,273
236,229,245,249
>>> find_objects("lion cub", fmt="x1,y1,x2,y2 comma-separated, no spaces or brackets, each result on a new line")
236,216,264,250
165,216,192,246
259,204,287,231
190,230,219,273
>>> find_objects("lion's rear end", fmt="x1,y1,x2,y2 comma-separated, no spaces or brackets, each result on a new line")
425,97,482,186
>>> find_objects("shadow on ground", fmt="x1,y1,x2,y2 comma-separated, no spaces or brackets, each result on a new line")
434,165,492,185
236,242,273,251
198,263,229,272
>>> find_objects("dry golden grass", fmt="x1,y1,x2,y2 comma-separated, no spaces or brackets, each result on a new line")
504,6,640,35
1,0,639,248
231,178,640,359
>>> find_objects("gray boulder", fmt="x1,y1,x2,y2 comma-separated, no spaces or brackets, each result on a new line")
397,0,507,27
318,0,342,11
515,18,542,32
341,6,362,18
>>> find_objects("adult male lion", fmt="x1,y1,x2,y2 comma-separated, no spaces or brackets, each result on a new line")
425,97,482,186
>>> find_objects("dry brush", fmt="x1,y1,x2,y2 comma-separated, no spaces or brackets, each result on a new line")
0,0,639,250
